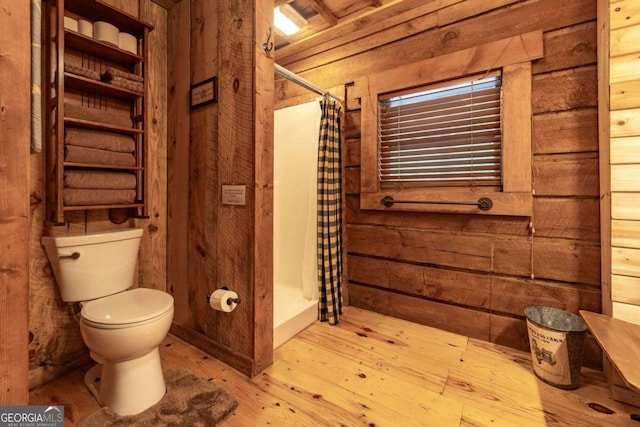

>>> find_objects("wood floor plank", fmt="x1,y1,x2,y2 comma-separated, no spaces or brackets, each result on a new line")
447,339,637,426
445,341,561,424
29,307,640,426
296,322,452,393
460,402,547,426
260,353,424,426
160,336,317,427
28,368,100,426
339,302,470,352
341,310,470,348
270,338,464,426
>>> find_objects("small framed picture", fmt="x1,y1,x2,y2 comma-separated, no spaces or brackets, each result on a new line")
190,77,217,108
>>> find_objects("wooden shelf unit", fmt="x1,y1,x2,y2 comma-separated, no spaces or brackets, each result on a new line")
63,117,144,134
64,72,144,99
45,0,153,223
64,29,143,66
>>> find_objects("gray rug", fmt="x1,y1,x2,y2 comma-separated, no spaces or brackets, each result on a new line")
78,368,238,426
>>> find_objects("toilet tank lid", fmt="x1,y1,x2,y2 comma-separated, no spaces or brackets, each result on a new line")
42,228,143,247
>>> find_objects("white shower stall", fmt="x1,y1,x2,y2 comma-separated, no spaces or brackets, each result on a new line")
273,100,321,349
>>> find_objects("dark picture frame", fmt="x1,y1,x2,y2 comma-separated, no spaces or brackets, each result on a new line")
190,76,217,108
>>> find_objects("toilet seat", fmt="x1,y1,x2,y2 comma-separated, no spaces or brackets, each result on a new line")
81,288,173,329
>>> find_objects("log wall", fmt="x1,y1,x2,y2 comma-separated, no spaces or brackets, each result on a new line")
276,0,603,366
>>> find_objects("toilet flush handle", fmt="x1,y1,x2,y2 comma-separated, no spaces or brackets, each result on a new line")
59,252,80,260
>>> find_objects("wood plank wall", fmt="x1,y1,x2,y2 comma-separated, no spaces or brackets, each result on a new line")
275,0,603,366
167,0,273,377
27,0,168,388
607,0,640,323
0,0,30,404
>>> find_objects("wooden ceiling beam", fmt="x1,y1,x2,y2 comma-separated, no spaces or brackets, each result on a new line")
309,0,339,26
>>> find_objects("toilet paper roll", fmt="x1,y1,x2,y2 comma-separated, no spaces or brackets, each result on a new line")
78,19,93,37
64,16,78,32
118,32,137,54
94,21,119,46
209,289,239,313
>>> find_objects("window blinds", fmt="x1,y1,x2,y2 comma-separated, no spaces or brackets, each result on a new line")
378,74,502,187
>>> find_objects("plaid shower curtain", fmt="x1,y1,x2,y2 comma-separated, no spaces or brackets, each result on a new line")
317,98,343,325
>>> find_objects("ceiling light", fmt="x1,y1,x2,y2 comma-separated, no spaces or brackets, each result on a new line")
274,4,307,36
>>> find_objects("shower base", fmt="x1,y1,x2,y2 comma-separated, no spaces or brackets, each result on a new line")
274,284,318,349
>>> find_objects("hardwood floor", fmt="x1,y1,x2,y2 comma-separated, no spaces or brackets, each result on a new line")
29,307,639,426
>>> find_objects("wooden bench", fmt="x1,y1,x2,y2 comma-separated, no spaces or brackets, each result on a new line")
580,310,640,407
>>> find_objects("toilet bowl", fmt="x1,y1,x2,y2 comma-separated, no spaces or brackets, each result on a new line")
80,287,174,414
42,228,175,416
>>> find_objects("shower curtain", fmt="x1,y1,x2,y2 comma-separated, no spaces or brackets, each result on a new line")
317,98,343,325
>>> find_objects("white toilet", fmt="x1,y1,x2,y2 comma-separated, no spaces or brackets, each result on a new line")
42,227,174,416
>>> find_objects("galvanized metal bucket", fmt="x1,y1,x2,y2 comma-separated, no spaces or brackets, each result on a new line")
524,306,588,390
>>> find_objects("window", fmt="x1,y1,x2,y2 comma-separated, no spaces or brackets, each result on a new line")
379,73,502,188
354,31,543,216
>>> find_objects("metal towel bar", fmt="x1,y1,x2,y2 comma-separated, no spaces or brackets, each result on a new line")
380,196,493,211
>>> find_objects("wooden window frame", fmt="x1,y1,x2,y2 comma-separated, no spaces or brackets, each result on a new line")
354,31,544,216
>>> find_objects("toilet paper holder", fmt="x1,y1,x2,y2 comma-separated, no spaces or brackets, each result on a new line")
206,287,241,306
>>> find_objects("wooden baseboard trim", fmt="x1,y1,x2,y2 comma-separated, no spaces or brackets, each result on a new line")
169,323,254,377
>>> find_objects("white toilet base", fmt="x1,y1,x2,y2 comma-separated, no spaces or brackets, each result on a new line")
84,347,166,416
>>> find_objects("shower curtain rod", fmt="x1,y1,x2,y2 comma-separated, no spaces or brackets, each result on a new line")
275,63,344,103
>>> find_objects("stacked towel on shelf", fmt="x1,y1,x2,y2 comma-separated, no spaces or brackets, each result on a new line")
110,76,144,92
65,145,136,166
102,67,144,82
65,102,133,128
101,68,144,92
64,63,100,81
63,126,138,205
65,127,136,167
65,127,135,152
64,170,136,189
63,170,137,206
64,189,137,206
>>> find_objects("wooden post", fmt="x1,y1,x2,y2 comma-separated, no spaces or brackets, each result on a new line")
597,0,612,317
253,0,275,375
0,0,30,405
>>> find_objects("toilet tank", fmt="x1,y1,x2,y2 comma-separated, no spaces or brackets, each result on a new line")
41,228,143,302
